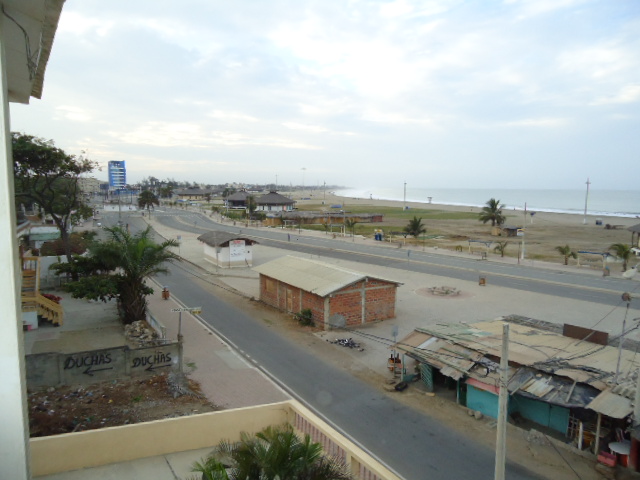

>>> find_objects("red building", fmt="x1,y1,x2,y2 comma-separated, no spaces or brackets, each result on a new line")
254,256,401,329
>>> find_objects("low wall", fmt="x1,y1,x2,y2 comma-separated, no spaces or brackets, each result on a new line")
30,402,290,476
25,343,180,388
29,400,402,480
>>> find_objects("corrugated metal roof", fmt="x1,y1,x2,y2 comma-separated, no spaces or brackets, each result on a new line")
410,319,640,390
395,331,483,381
508,368,599,408
587,390,633,419
253,256,401,297
197,232,258,247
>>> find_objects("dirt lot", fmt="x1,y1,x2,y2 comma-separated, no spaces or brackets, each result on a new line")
28,373,219,437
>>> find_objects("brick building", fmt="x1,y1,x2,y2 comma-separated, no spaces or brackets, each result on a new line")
253,256,401,329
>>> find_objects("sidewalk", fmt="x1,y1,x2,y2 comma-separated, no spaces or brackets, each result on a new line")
145,283,289,409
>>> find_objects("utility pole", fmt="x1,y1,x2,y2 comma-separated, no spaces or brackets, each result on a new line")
495,323,510,480
631,366,640,470
614,293,633,384
520,203,526,261
403,182,407,210
583,178,591,225
302,167,306,194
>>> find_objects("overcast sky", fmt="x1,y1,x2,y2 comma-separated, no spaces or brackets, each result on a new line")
10,0,640,190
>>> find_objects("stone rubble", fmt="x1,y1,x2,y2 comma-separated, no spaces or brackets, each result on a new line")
124,320,161,346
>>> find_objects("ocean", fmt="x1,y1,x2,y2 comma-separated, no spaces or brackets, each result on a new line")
335,187,640,219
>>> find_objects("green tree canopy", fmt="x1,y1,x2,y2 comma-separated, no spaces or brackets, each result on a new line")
555,245,577,265
344,218,358,237
478,198,506,227
493,241,509,258
13,132,97,264
190,425,352,480
609,243,633,272
51,226,180,324
158,185,174,198
404,216,426,238
246,195,257,218
138,189,159,214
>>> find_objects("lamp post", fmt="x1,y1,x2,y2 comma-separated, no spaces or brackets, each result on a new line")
583,178,591,225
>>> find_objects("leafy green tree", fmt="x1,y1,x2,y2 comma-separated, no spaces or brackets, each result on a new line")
493,241,509,258
246,195,257,218
345,219,358,237
138,189,159,215
13,132,97,265
158,185,174,199
555,245,577,265
404,216,426,238
51,226,180,324
40,232,92,256
478,198,506,227
189,425,352,480
609,243,633,272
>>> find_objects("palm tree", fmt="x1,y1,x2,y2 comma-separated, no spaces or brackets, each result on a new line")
493,241,509,258
609,243,633,271
138,189,159,215
190,425,352,480
478,198,506,227
344,219,357,237
55,226,180,324
404,216,426,238
555,245,577,265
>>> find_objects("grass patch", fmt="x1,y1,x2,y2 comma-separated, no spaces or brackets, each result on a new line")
297,203,479,221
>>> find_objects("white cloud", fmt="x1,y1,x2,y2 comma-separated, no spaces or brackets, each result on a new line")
8,0,639,189
501,117,569,127
114,122,320,150
57,11,115,37
591,85,640,105
208,110,259,122
505,0,588,20
55,106,92,122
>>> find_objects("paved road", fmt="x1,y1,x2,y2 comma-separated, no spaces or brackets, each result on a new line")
97,211,541,479
150,208,635,307
161,243,539,480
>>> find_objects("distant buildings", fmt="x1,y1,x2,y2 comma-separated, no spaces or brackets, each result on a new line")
77,177,102,195
108,161,126,191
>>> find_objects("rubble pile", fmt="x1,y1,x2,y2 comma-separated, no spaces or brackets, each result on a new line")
124,320,161,346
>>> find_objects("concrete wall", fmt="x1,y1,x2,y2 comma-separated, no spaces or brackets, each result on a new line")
30,400,401,480
25,343,180,388
203,242,253,268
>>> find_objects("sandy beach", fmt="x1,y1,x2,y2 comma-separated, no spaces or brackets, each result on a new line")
290,191,639,274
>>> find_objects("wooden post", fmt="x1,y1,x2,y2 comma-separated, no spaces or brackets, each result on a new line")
594,413,602,455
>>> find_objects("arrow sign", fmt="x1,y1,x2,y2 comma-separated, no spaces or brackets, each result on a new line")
145,363,173,372
83,366,114,376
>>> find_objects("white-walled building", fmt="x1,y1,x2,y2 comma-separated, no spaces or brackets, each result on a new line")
255,191,296,212
197,231,258,268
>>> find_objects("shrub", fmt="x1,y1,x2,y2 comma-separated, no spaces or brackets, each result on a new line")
296,308,314,326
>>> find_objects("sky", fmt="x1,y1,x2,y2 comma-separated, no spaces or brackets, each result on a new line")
10,0,640,190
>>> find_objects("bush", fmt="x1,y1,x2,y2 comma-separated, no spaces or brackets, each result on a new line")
296,308,314,326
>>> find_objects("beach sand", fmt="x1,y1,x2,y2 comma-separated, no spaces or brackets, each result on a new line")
290,191,639,274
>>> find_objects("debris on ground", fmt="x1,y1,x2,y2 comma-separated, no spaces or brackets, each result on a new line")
124,320,162,346
327,337,365,351
28,374,219,437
